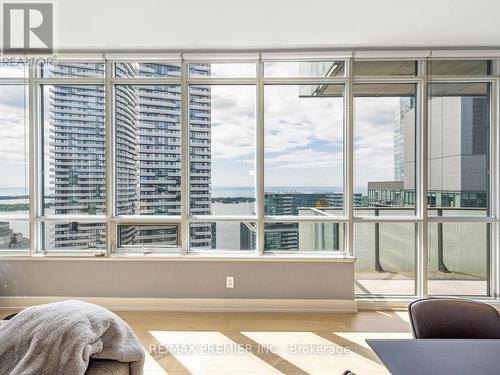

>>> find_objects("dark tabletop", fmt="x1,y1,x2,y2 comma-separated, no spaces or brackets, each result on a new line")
367,339,500,375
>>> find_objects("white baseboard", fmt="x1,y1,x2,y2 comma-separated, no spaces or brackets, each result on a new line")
0,297,357,313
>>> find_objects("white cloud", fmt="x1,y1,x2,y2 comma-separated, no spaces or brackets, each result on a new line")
210,63,255,77
0,103,27,162
264,85,343,153
210,85,255,160
266,148,342,169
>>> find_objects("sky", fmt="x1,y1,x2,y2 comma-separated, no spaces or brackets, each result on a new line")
354,96,401,193
208,62,404,193
0,84,29,191
209,72,403,193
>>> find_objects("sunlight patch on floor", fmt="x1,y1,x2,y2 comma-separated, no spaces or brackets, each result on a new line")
143,348,169,375
241,331,388,375
149,331,283,375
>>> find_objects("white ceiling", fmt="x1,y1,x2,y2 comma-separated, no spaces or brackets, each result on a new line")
55,0,500,51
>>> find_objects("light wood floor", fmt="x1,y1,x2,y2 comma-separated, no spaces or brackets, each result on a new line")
1,309,412,374
117,310,412,375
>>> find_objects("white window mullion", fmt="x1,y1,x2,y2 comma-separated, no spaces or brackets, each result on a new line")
105,61,115,255
256,57,265,255
180,56,190,254
490,69,500,299
416,59,429,298
28,63,41,254
344,58,354,256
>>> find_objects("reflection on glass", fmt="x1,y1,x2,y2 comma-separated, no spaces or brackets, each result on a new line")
117,225,178,251
115,84,181,216
190,222,256,251
0,221,29,250
264,84,343,217
115,62,181,78
0,62,26,77
189,63,256,77
0,85,29,218
264,222,344,252
354,84,416,215
43,221,105,250
354,61,417,76
42,62,105,77
429,222,488,296
355,223,416,295
428,60,490,76
189,85,256,216
264,61,344,77
428,83,489,214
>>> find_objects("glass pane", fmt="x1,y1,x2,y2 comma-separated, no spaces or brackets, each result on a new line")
264,222,344,252
189,63,256,77
264,85,343,216
0,221,30,250
42,62,105,77
354,61,417,76
42,84,106,215
355,223,416,295
189,85,256,216
115,85,181,216
117,224,178,252
428,83,489,215
190,222,256,251
429,60,490,76
0,85,29,218
264,61,344,77
354,84,416,215
429,223,488,296
43,221,105,250
0,62,27,77
115,62,181,78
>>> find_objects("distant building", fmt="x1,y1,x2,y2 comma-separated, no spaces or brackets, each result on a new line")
366,92,488,209
240,192,352,251
426,95,488,208
330,192,362,208
240,222,256,250
394,97,415,181
367,181,404,207
0,222,29,249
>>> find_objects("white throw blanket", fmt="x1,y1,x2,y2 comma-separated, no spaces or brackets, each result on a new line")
0,300,145,375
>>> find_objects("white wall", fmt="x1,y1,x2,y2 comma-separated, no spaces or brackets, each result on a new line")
53,0,500,51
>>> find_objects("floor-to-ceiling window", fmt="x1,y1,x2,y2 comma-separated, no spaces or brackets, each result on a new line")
0,53,497,300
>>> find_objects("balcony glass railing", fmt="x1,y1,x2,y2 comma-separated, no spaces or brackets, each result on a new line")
299,206,488,296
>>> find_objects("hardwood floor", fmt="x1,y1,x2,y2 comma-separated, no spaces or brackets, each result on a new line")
118,310,413,375
0,309,412,374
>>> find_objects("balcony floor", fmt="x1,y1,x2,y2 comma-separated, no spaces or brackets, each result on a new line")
356,270,487,296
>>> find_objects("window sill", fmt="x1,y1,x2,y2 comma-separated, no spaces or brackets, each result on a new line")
0,252,356,262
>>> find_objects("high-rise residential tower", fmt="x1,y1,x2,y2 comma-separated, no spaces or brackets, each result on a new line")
47,63,212,249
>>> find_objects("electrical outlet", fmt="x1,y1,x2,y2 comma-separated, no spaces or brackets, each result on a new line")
226,276,234,289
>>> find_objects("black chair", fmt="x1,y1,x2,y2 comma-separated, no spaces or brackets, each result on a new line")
409,298,500,339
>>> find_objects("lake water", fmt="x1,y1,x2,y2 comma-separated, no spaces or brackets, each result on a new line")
0,186,344,248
